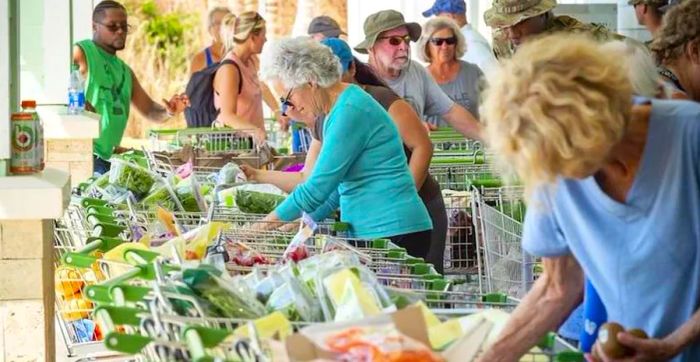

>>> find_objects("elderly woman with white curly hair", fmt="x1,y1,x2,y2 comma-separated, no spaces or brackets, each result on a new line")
417,17,483,127
254,37,433,257
477,34,700,362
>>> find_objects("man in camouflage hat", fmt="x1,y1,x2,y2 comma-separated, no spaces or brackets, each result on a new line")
630,0,679,37
484,0,623,59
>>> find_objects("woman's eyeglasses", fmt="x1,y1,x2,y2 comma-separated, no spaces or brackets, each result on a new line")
429,37,457,46
377,35,412,47
280,88,294,117
96,22,132,34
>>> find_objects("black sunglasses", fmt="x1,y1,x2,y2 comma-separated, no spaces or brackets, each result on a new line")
377,35,412,47
96,22,132,33
280,88,294,117
430,37,457,46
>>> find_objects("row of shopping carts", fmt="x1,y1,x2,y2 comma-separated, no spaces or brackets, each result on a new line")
54,126,567,361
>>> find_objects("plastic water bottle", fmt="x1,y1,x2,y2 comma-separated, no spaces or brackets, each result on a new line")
67,64,85,115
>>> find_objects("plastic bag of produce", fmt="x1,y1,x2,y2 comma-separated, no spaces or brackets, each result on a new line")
109,159,156,197
174,177,203,212
265,269,322,322
235,189,286,214
140,182,178,211
317,265,396,322
217,183,285,208
182,266,266,319
297,251,362,296
216,162,244,186
154,222,229,260
324,325,444,362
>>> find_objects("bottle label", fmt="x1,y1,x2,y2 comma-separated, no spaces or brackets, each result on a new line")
69,90,85,108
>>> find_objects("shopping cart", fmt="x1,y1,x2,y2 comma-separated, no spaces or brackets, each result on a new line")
148,127,256,153
471,186,536,298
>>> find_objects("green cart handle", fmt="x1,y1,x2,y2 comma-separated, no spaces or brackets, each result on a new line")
95,306,152,355
60,237,126,267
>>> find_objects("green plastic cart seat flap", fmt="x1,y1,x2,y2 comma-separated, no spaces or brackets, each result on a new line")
405,257,425,265
62,251,98,268
387,248,406,260
537,332,556,350
104,332,152,355
371,239,389,249
92,222,126,238
87,213,118,225
81,197,109,208
481,293,507,303
86,205,116,216
183,325,231,349
331,222,350,232
555,351,585,362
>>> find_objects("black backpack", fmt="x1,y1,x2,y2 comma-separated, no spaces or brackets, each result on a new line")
184,59,242,128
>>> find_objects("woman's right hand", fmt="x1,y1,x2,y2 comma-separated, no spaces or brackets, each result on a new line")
239,164,260,182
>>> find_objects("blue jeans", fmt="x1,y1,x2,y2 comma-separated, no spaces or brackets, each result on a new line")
93,155,111,176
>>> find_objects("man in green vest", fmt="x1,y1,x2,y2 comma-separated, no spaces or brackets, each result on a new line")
485,0,624,59
72,0,188,174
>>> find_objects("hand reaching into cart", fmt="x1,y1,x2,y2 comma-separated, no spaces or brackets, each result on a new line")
239,164,260,182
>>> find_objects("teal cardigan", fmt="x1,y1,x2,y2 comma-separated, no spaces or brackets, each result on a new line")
275,84,432,238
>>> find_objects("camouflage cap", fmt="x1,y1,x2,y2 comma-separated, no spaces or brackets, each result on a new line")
484,0,557,29
627,0,668,6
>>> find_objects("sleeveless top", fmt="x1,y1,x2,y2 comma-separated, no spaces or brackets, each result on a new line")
204,46,215,67
76,39,133,160
213,52,264,129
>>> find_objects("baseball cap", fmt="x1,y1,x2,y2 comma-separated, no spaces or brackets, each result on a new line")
321,38,354,73
308,16,346,38
422,0,467,17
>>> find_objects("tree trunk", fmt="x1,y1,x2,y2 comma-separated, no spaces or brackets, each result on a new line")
315,0,347,34
266,0,297,38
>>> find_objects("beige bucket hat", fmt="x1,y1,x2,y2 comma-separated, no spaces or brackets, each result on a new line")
354,10,422,54
484,0,557,29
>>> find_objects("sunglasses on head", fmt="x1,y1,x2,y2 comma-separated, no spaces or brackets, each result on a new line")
279,88,294,117
96,22,132,33
377,35,412,47
429,37,457,46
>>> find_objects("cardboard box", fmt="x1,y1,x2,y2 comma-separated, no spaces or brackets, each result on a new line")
285,305,494,362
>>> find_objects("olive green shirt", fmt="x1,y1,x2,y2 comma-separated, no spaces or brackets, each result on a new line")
492,15,625,59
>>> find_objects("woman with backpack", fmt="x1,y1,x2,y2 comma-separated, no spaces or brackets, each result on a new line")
189,7,231,74
212,12,268,142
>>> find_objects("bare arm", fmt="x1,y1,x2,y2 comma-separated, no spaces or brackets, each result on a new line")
478,255,584,362
130,73,187,123
189,51,206,74
72,45,96,112
245,139,322,193
442,103,483,141
388,100,432,189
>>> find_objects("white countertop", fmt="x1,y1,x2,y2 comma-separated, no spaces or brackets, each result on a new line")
0,168,71,219
37,105,100,139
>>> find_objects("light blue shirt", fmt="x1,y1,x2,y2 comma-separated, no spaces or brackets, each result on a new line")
275,84,432,239
460,24,498,75
522,99,700,362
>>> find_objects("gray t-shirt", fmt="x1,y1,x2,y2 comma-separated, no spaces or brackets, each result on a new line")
429,61,483,127
384,60,455,121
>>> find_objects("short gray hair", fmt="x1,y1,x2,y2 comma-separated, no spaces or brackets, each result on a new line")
417,17,466,63
208,6,231,28
600,39,663,98
260,37,342,88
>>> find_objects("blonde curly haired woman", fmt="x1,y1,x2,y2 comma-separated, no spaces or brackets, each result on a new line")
477,34,700,362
